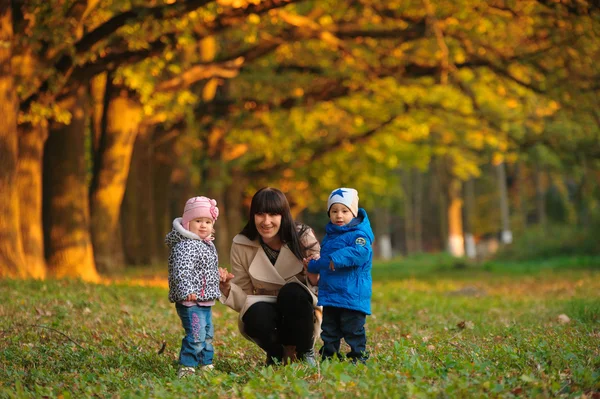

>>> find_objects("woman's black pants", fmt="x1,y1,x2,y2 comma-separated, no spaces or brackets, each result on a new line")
242,283,315,362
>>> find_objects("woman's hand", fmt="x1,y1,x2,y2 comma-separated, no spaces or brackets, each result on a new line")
303,254,320,286
219,267,234,297
302,254,320,269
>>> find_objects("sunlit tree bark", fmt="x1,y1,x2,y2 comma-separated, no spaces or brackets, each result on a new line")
43,87,99,282
0,3,26,278
17,122,48,278
89,89,142,273
446,177,465,257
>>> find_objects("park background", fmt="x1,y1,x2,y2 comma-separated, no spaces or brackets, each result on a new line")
1,0,599,397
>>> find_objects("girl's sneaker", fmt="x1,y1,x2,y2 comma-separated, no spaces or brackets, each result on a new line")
200,364,214,371
177,366,195,379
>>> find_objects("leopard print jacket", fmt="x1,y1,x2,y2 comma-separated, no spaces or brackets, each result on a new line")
166,218,221,303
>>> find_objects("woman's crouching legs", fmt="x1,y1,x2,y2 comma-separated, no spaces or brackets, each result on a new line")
277,283,316,363
242,302,283,364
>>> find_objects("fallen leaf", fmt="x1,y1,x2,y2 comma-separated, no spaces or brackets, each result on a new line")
457,320,474,330
157,341,166,355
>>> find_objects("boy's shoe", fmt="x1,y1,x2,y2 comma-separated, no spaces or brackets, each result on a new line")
300,348,317,367
177,366,195,379
199,364,214,371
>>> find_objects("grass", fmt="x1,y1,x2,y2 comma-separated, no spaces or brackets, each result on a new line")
1,255,599,398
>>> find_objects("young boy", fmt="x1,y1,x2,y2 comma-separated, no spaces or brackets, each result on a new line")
166,196,221,378
306,188,374,363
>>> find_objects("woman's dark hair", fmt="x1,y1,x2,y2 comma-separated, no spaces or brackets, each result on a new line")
240,187,315,260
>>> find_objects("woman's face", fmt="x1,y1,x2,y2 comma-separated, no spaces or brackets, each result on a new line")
254,212,282,243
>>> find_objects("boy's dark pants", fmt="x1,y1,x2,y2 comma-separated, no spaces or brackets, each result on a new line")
320,306,368,362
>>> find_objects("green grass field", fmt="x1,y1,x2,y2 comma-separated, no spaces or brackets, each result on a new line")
1,255,599,398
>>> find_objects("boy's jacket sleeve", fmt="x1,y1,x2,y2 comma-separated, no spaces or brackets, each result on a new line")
307,255,329,273
329,238,371,269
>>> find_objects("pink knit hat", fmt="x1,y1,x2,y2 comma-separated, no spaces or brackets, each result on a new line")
182,196,219,230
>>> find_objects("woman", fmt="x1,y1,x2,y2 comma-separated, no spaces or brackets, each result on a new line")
219,187,321,365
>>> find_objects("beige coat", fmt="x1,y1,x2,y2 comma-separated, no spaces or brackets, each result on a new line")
221,231,321,344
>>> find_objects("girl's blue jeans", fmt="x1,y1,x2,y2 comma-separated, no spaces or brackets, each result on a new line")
175,303,214,367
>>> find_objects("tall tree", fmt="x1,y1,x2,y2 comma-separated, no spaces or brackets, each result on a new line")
0,2,26,278
496,161,512,244
17,122,48,278
43,87,99,282
463,178,477,259
89,87,142,273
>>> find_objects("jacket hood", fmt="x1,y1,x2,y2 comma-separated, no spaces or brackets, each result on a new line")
165,217,202,249
325,208,374,243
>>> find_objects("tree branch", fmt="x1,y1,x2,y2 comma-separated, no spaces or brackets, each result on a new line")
247,115,398,178
156,57,245,92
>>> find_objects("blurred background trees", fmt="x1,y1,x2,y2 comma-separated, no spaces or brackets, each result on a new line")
1,0,599,280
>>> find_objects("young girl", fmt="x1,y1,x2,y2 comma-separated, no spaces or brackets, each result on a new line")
306,188,374,363
166,196,221,378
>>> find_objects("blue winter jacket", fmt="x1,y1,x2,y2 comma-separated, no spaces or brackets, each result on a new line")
307,208,374,315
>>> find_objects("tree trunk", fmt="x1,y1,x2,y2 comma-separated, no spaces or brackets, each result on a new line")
446,177,464,257
496,162,512,244
152,127,178,261
223,168,246,264
463,178,476,259
89,88,142,273
534,164,547,226
205,160,230,265
515,162,528,230
402,169,415,255
0,4,26,278
90,73,108,155
413,168,423,253
43,87,99,282
575,158,591,228
433,160,448,253
17,123,48,278
121,126,158,266
373,207,393,260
